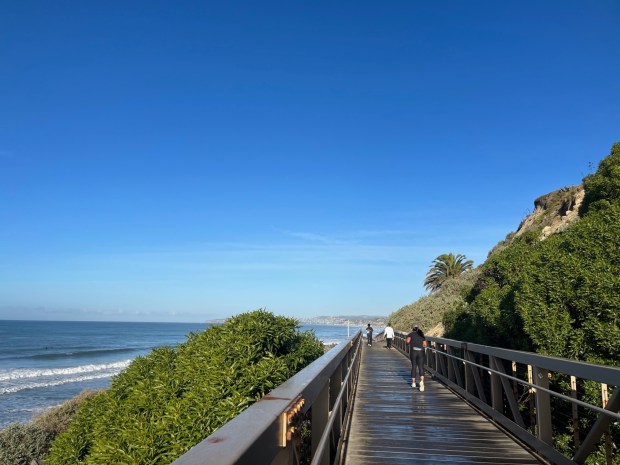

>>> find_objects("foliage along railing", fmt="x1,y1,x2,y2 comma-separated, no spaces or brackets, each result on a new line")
393,331,620,465
171,331,363,465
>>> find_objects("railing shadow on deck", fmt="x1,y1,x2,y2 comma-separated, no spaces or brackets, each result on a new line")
392,331,620,465
171,331,363,465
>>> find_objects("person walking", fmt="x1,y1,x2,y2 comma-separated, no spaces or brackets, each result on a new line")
406,324,427,391
384,322,395,349
366,323,374,346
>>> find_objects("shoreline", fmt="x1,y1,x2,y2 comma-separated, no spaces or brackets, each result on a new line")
2,340,343,432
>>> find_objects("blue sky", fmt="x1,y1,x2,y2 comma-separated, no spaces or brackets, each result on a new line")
1,1,619,322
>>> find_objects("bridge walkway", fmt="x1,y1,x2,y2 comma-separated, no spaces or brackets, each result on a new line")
341,343,544,465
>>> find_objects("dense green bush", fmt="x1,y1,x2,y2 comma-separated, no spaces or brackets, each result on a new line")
516,204,620,363
0,423,53,465
0,390,99,465
31,390,101,436
46,310,324,465
444,143,620,367
580,141,620,215
443,231,538,349
441,142,620,464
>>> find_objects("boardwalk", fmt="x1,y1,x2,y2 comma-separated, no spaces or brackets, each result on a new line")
341,344,544,465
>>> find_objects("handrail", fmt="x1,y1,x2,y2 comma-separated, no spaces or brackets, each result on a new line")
435,347,620,421
393,331,620,465
171,331,363,465
310,333,362,465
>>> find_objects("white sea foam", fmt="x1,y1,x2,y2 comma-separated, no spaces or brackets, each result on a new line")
0,360,132,382
0,373,117,395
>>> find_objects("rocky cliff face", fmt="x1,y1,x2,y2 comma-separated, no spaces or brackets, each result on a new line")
514,185,585,240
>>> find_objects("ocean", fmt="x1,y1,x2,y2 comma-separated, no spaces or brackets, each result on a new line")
0,320,362,428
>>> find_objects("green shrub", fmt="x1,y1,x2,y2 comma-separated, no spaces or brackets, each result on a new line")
31,390,101,436
0,390,99,465
516,204,620,364
580,141,620,215
0,423,53,465
445,143,620,367
46,309,324,465
390,269,479,334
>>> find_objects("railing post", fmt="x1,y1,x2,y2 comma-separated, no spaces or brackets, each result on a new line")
312,379,329,465
343,350,350,410
533,366,553,445
601,384,612,465
512,361,518,403
447,346,455,382
570,375,580,449
330,360,343,448
528,365,536,429
464,344,474,395
574,388,620,464
490,356,503,413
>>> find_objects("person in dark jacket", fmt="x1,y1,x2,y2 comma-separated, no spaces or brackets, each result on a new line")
406,324,427,391
366,323,374,346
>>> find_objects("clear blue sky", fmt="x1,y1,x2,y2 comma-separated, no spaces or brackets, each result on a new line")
1,1,619,322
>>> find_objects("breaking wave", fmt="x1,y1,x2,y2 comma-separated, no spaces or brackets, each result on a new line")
0,360,132,395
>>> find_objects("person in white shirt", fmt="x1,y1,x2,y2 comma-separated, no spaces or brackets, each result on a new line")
384,322,395,349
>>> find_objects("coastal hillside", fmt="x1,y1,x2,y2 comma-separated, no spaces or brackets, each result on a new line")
388,184,586,337
391,141,620,368
446,141,620,365
389,269,480,336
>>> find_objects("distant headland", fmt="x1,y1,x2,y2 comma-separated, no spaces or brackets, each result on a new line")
206,315,387,327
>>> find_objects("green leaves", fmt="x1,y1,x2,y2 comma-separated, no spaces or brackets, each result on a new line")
46,309,324,465
581,141,620,215
0,423,54,465
424,253,474,293
444,143,620,366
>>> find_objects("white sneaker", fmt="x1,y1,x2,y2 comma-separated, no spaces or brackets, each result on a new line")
411,382,416,389
419,381,425,392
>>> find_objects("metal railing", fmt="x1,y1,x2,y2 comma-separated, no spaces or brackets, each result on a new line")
393,331,620,465
171,331,363,465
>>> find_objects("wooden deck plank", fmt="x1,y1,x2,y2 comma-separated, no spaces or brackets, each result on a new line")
341,344,543,465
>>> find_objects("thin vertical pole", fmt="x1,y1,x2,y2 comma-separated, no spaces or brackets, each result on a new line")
602,384,612,465
512,361,518,403
528,365,536,429
571,375,580,449
465,348,474,395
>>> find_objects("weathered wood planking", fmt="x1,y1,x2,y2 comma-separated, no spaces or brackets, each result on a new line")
341,344,543,465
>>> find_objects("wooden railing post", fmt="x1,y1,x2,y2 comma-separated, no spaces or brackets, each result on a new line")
329,361,343,447
447,346,455,382
533,366,553,445
312,382,329,465
601,384,612,465
490,356,503,413
570,375,580,449
464,344,474,395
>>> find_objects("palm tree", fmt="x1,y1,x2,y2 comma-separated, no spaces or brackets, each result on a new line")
423,253,473,293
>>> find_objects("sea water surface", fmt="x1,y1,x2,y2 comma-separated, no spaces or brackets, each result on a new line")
0,320,361,428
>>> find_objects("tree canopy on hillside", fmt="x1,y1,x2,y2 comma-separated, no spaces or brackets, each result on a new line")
391,269,480,334
423,253,474,293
